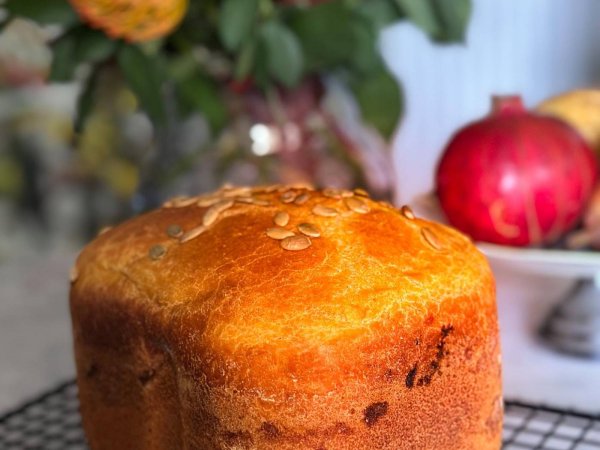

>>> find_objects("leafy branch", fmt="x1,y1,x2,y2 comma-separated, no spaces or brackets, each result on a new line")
2,0,472,139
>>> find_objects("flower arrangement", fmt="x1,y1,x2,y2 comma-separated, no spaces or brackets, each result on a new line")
2,0,471,208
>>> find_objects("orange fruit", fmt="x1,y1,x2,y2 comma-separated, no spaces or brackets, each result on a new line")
537,89,600,155
69,0,187,42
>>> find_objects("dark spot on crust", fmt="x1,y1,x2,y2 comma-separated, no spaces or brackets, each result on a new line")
223,430,253,445
412,324,453,389
441,324,454,337
417,374,431,386
261,422,280,439
138,369,155,386
350,408,355,415
384,368,394,382
436,344,444,359
405,365,417,389
363,401,389,427
415,338,420,346
86,364,98,378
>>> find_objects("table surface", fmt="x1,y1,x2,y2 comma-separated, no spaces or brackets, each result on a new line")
0,248,75,412
1,247,599,414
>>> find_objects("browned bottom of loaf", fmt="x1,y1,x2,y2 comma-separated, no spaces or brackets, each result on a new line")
75,322,501,450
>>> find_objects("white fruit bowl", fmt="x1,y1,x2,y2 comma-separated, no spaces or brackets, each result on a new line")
412,193,600,358
477,242,600,279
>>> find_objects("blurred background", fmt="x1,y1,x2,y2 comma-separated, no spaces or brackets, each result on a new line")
1,0,600,415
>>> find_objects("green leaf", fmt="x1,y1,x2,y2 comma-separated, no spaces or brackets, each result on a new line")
74,68,101,133
260,22,303,87
218,0,259,51
47,27,116,83
394,0,440,38
349,17,381,75
357,0,403,29
290,0,356,70
234,38,256,81
176,73,228,132
49,34,78,82
353,69,402,139
432,0,471,42
5,0,78,26
252,39,269,88
394,0,471,42
167,53,198,82
117,45,166,123
75,29,117,64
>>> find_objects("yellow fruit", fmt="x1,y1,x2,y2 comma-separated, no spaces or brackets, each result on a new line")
0,155,24,197
69,0,187,42
102,158,139,197
537,89,600,154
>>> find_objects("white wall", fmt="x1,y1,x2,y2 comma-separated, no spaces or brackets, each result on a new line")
381,0,600,203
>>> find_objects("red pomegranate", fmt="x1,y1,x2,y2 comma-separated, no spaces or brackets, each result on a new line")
436,95,598,247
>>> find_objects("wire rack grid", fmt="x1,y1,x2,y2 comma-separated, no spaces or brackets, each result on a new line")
0,380,599,449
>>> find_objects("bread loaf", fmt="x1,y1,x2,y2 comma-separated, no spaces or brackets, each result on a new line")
70,185,502,449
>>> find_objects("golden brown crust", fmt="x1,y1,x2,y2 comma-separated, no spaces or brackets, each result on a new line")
70,185,502,449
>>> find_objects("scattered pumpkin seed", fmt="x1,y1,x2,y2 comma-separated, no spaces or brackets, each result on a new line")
294,192,310,205
421,227,441,250
180,225,207,243
298,223,320,237
274,211,290,227
173,197,199,207
197,197,219,207
401,205,415,220
166,224,183,238
280,191,297,203
281,235,312,251
312,204,338,217
149,244,166,260
323,188,342,199
345,197,370,214
203,199,234,226
266,227,295,240
98,226,112,236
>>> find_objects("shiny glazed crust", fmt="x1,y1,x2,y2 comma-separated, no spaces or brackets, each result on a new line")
69,185,502,450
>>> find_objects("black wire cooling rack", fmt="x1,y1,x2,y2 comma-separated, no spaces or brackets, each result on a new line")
503,402,600,450
0,380,599,449
0,381,84,449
